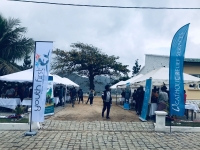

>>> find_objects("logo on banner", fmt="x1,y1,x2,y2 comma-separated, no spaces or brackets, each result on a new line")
169,24,189,116
35,50,51,74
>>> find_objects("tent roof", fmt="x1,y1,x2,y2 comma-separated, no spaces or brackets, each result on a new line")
0,69,33,82
110,74,143,89
62,77,79,87
117,74,143,88
0,69,79,87
110,81,125,89
132,67,200,86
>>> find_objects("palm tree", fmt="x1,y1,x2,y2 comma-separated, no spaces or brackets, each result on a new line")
0,14,34,75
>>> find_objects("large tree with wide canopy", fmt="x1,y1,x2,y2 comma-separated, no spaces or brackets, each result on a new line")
52,42,130,90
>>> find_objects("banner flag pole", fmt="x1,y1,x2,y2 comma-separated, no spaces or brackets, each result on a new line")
25,41,53,136
139,77,152,122
169,24,190,132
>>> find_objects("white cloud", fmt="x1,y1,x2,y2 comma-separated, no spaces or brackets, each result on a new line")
1,0,200,75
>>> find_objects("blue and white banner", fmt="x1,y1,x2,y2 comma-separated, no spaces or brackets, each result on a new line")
45,76,54,116
32,41,53,122
169,24,190,116
139,78,152,121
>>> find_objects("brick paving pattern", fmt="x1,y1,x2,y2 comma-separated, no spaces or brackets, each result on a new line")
0,120,200,150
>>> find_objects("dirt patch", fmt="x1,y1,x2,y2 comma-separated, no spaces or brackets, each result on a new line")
49,97,140,122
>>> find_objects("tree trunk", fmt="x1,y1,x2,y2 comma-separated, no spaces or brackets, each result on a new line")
89,75,95,90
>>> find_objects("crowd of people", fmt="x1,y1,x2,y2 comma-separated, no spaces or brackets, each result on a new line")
120,86,145,116
0,81,33,102
2,80,187,120
53,85,96,108
120,85,185,116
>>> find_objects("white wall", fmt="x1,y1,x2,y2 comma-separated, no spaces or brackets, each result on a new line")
139,54,169,75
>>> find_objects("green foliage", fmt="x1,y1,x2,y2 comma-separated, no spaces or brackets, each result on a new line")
14,106,25,116
52,42,130,90
0,14,34,75
22,53,32,70
132,59,141,76
0,118,28,123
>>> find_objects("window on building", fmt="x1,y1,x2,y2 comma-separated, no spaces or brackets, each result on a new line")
189,74,200,89
191,74,200,78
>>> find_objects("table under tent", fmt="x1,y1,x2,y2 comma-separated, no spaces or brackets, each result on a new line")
110,74,143,107
0,69,79,113
121,67,200,121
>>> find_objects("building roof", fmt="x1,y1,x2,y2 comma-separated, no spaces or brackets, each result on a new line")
145,54,200,63
184,58,200,63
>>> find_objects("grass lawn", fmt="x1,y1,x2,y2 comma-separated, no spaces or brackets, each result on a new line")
0,118,29,123
166,121,200,127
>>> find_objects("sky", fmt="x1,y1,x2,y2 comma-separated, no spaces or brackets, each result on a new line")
1,0,200,75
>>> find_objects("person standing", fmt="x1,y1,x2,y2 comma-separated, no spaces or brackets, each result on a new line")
5,84,15,98
59,86,63,106
184,90,187,104
78,89,84,104
86,89,94,106
102,85,112,119
157,86,168,111
132,89,137,110
121,89,125,104
124,86,131,104
71,87,77,107
137,86,145,115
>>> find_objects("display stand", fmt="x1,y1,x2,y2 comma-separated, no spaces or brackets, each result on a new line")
24,108,37,136
124,103,130,110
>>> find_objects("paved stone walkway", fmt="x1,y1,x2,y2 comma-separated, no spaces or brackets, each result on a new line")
41,120,154,132
0,120,200,150
0,128,200,150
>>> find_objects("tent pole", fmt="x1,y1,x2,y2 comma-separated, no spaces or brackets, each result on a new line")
116,86,118,105
25,41,37,136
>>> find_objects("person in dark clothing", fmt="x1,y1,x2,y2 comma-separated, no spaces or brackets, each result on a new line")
54,87,59,97
29,86,33,98
102,85,112,119
121,89,125,104
71,87,77,107
78,89,84,104
63,87,66,103
121,89,125,98
24,84,29,98
132,90,137,110
124,87,131,104
18,84,25,102
86,89,94,105
151,86,158,103
59,86,64,106
135,88,139,113
137,86,145,115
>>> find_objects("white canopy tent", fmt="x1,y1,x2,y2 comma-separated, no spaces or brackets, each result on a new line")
62,77,79,87
132,67,200,87
110,81,125,89
110,74,143,89
0,69,79,87
0,69,33,82
117,74,143,88
50,74,64,85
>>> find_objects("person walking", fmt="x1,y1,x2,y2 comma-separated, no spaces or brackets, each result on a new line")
58,85,64,106
124,86,131,104
102,85,112,119
121,89,125,105
86,89,94,105
78,89,84,104
71,87,77,107
137,86,145,116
